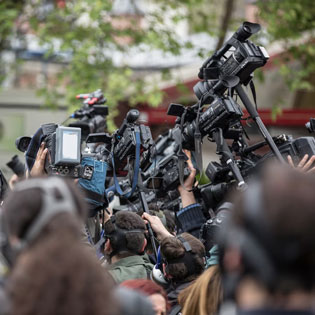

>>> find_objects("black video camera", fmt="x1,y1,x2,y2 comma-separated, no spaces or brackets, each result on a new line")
141,130,194,196
168,95,243,150
194,21,269,101
111,109,154,175
69,89,108,140
144,154,191,194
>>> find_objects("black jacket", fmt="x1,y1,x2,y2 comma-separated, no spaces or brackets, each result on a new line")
167,281,191,315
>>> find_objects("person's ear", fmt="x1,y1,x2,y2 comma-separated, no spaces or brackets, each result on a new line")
105,239,112,254
163,263,172,279
162,263,167,276
140,238,147,253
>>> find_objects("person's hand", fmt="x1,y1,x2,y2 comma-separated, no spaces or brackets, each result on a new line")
142,212,173,241
9,174,20,189
30,142,48,177
104,207,112,223
178,150,197,208
178,150,196,193
287,154,315,173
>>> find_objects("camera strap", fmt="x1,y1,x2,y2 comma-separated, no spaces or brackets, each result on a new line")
177,110,189,191
194,99,203,175
112,131,141,198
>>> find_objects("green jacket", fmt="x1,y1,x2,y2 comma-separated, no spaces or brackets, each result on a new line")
108,254,154,284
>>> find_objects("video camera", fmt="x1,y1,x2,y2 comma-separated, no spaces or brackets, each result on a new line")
40,123,85,177
168,95,243,151
19,89,110,180
140,130,194,197
110,109,154,176
140,22,315,214
69,89,108,140
194,22,269,101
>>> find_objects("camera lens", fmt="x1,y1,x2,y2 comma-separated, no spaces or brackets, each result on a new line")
6,155,25,177
243,25,250,33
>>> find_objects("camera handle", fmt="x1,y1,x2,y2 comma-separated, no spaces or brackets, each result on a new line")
211,128,246,189
235,84,285,163
138,188,158,260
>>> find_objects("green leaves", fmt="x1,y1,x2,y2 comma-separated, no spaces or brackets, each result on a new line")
257,0,315,95
2,0,314,125
11,0,193,124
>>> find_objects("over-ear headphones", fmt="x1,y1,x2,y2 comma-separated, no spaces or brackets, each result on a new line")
151,247,168,287
104,215,146,258
151,235,199,287
7,177,78,250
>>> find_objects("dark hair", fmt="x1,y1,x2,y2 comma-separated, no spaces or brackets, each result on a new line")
105,211,146,257
228,163,315,292
3,178,118,315
164,210,176,234
121,279,170,311
161,232,205,282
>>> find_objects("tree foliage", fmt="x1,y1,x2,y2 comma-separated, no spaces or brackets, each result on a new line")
257,0,315,92
0,0,240,121
0,0,314,124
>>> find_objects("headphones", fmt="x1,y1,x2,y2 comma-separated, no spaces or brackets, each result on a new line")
151,235,199,287
104,215,146,258
151,247,168,286
5,177,78,253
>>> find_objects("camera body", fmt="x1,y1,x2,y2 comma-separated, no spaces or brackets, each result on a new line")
182,96,243,150
216,41,269,85
200,207,231,255
69,89,108,140
259,136,315,167
111,110,154,175
195,22,269,101
144,154,191,194
41,123,93,179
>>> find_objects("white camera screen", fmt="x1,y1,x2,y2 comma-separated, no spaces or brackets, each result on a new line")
62,131,78,160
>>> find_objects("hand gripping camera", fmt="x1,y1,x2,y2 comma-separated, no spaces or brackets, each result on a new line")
40,123,90,178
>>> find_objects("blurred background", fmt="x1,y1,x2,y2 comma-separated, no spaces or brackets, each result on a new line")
0,0,314,176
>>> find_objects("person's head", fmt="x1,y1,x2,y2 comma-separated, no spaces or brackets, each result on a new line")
104,211,147,260
121,279,170,315
2,177,87,262
178,265,222,315
220,163,315,308
2,177,118,315
160,232,205,283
